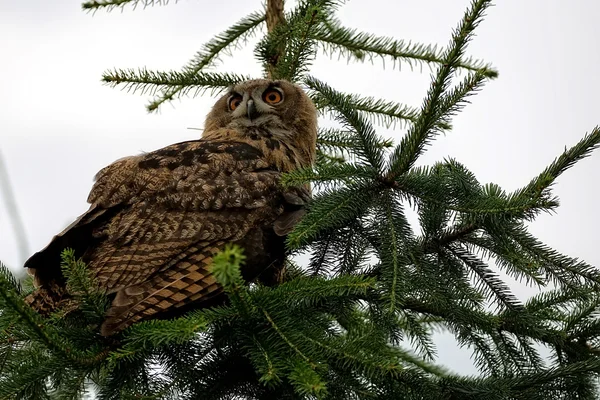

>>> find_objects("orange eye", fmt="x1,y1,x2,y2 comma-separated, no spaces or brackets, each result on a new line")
263,89,283,104
228,95,242,111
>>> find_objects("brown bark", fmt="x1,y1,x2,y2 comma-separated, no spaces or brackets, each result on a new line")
265,0,286,79
266,0,285,33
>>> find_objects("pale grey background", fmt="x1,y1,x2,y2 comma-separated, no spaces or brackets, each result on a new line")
1,0,599,376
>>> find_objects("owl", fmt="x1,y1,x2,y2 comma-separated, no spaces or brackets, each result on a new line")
24,79,317,336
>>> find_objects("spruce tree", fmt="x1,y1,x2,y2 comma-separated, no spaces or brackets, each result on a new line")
1,0,600,398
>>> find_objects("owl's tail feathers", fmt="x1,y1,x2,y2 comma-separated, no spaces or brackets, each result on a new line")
100,282,153,336
24,283,76,316
100,252,223,336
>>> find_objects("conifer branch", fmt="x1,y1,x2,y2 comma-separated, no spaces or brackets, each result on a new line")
145,11,265,111
389,69,489,178
464,226,600,291
261,275,374,306
253,336,279,385
288,361,328,397
286,183,380,249
515,126,600,200
263,310,313,366
299,332,405,379
304,225,372,276
387,0,493,178
82,0,170,11
305,76,386,170
394,168,553,219
307,235,336,276
524,288,594,317
505,224,600,287
0,354,67,399
412,299,572,370
563,300,600,338
0,265,109,367
426,223,478,251
102,69,250,97
317,128,392,151
383,193,402,314
60,249,109,321
211,244,253,317
312,17,498,77
313,90,450,130
109,315,208,363
437,360,600,400
316,128,393,167
270,1,324,80
280,162,375,188
398,312,437,361
394,346,451,378
447,245,523,310
315,150,346,167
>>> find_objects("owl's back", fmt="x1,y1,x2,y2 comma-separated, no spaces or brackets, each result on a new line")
25,137,307,335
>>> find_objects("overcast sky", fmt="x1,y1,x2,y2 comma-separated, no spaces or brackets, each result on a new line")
1,0,599,376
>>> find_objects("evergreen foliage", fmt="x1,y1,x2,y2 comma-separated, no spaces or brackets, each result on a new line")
2,0,600,398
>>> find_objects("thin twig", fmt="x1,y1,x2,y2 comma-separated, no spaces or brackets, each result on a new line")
0,151,29,265
263,309,313,366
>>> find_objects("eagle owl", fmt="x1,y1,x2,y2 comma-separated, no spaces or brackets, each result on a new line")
24,79,317,336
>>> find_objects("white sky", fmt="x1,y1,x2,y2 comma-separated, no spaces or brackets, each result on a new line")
1,0,599,377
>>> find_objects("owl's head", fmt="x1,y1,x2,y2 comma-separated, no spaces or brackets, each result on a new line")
204,79,317,165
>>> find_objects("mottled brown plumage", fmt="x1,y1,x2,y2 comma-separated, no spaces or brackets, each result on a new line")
24,79,317,336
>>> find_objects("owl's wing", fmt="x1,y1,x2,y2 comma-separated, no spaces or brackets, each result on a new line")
273,186,312,236
25,139,292,335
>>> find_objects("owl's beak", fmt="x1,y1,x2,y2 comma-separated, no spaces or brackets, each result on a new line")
247,99,259,120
